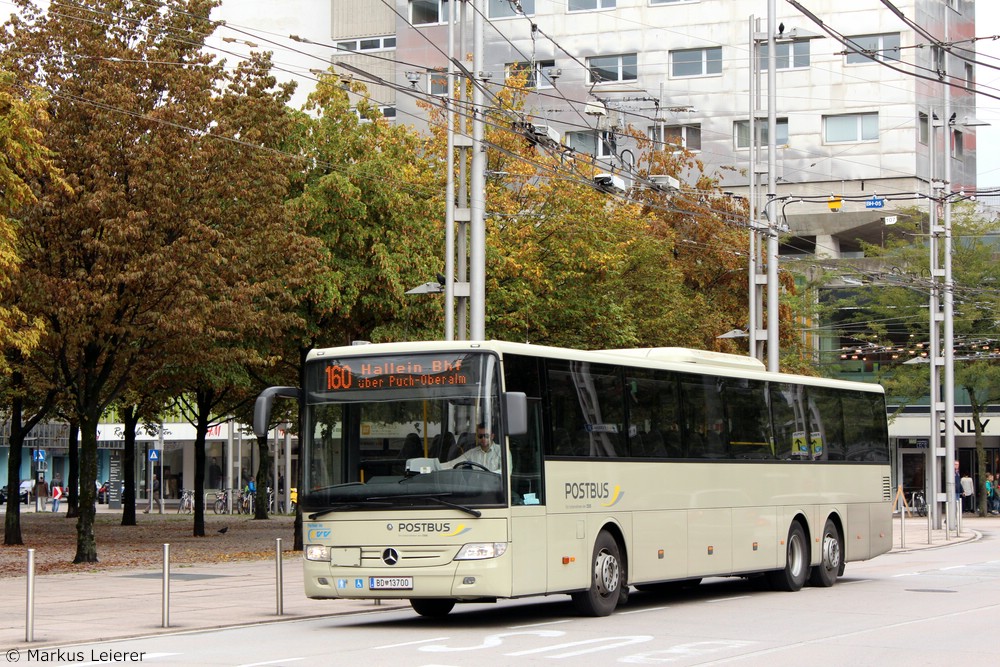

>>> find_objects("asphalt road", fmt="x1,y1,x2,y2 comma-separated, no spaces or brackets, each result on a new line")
9,525,998,667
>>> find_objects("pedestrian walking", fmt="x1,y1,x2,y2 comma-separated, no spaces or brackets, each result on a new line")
51,482,63,513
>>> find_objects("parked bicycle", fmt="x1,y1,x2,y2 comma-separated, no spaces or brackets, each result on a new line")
213,489,229,514
237,488,253,515
177,488,194,514
911,490,927,517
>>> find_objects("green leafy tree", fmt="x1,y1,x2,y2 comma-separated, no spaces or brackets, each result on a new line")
814,204,1000,515
285,75,444,350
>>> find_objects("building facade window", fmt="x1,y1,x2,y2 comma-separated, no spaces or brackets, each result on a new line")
569,0,615,10
411,0,449,25
336,36,396,53
952,129,964,158
735,119,788,149
567,130,616,158
670,47,722,77
588,54,637,84
429,69,449,96
758,40,810,70
489,0,533,18
918,112,929,145
505,60,557,88
651,124,702,152
824,112,878,143
844,33,900,64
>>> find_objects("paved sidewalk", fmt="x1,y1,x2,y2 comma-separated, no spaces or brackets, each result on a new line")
0,513,986,650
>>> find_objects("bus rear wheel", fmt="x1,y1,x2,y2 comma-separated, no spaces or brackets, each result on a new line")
766,522,808,592
808,518,842,587
410,598,456,618
572,530,624,617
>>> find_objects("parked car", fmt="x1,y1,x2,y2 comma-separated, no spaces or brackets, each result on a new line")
1,480,33,504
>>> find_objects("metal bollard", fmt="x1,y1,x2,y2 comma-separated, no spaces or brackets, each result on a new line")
898,510,905,550
275,538,283,615
26,549,35,642
162,543,170,627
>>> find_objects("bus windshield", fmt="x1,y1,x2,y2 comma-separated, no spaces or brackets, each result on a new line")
301,351,505,513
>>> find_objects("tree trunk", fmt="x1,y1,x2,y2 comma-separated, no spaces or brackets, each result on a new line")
73,412,100,563
4,373,53,544
121,407,138,526
192,390,214,537
3,398,27,546
254,432,270,520
66,421,80,518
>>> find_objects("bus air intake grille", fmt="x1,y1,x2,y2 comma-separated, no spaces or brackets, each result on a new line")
360,547,457,567
883,476,892,501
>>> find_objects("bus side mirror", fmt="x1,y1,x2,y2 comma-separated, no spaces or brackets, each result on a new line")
253,386,301,438
505,392,528,436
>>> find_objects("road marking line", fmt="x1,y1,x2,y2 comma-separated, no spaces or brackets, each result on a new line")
375,636,449,649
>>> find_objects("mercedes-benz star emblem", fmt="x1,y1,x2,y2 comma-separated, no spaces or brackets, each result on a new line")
382,548,400,566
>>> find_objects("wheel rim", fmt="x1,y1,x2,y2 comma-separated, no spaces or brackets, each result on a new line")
822,531,841,571
594,549,620,597
788,533,806,577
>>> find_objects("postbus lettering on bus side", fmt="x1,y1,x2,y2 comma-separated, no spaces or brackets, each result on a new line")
565,482,610,500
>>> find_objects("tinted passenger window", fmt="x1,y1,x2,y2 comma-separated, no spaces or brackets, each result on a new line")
547,360,624,457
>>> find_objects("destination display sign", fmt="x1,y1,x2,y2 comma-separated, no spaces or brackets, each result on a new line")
308,353,482,394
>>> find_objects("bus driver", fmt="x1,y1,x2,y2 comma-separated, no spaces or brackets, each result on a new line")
446,423,502,473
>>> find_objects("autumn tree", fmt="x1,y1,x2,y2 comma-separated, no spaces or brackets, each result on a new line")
0,68,67,544
0,0,307,561
425,76,768,353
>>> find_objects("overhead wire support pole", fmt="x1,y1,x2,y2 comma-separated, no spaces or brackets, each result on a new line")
928,107,942,535
942,12,957,538
748,15,762,361
444,0,456,341
766,0,780,372
470,0,487,340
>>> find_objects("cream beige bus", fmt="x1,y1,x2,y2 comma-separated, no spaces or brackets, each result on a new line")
253,340,892,618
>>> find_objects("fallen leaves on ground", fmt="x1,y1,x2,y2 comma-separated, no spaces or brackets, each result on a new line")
0,508,298,577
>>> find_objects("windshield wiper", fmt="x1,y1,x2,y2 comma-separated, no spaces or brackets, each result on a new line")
308,500,391,520
368,492,482,518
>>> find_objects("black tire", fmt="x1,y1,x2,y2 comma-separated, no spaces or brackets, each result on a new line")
808,518,842,587
410,598,456,618
213,499,224,515
766,522,809,592
572,530,624,616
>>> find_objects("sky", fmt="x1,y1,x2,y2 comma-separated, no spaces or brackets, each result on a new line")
976,3,1000,189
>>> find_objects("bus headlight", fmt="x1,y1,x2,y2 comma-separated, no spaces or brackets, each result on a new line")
305,544,330,561
454,542,508,560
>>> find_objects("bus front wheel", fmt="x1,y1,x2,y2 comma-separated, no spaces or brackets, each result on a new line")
766,522,808,592
410,598,456,618
808,518,842,588
572,530,624,617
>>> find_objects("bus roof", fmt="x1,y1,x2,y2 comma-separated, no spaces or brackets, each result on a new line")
307,340,883,394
